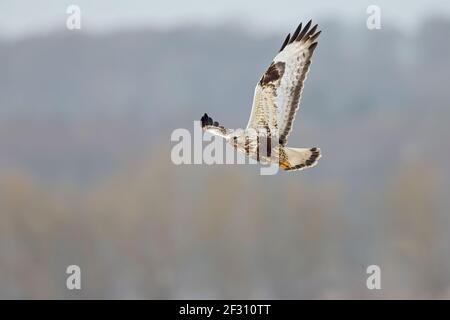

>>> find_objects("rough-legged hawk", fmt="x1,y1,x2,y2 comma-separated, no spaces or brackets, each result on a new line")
201,20,322,171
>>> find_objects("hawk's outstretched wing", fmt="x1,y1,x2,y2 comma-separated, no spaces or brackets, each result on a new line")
246,20,320,146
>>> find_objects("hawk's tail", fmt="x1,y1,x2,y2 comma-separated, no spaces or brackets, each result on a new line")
279,147,321,171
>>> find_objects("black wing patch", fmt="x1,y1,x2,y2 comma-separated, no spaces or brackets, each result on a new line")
201,113,213,128
279,33,291,52
200,113,227,134
279,20,321,54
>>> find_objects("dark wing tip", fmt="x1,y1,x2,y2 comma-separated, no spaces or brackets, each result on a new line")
290,23,302,43
306,24,318,39
296,20,313,41
201,113,209,127
279,33,291,52
308,41,318,52
201,113,217,128
279,21,321,51
309,30,321,42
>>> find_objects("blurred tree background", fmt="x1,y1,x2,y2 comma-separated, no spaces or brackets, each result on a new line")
0,16,450,298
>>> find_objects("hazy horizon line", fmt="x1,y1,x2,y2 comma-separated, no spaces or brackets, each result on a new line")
1,12,449,43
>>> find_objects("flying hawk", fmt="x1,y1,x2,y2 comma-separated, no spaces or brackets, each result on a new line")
201,20,322,171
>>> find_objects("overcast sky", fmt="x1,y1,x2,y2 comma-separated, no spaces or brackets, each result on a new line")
1,0,449,38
